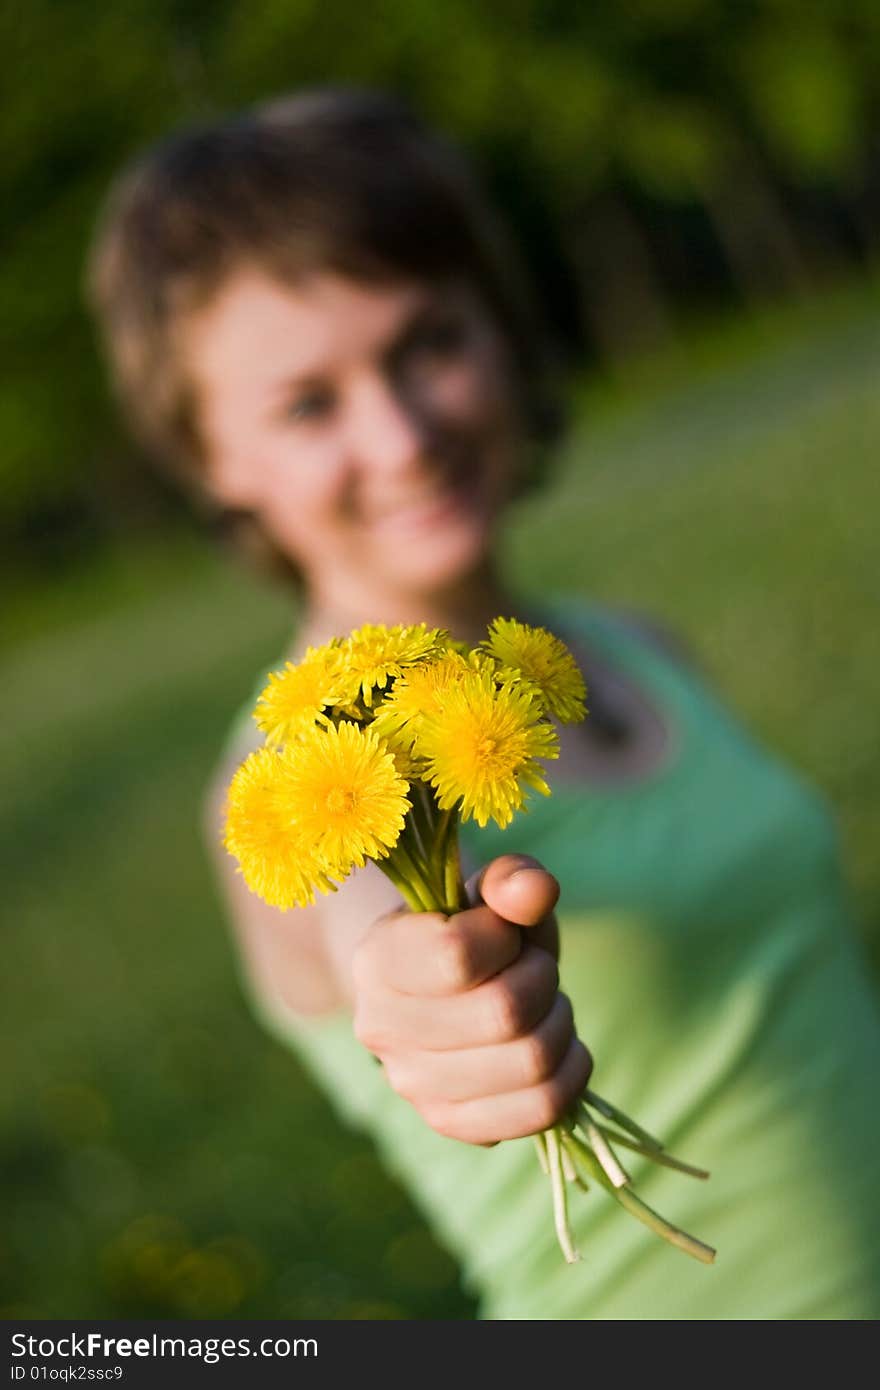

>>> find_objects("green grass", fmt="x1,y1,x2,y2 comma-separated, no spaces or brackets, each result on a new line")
3,281,879,1317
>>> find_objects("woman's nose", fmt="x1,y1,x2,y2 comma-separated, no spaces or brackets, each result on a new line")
350,374,433,475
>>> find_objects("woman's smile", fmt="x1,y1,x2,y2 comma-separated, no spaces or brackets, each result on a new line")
367,469,482,534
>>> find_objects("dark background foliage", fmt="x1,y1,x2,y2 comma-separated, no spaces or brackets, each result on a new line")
3,0,880,574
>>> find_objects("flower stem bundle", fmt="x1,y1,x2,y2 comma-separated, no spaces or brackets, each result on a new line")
223,617,715,1266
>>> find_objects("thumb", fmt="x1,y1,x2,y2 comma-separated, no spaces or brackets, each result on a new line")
465,854,560,961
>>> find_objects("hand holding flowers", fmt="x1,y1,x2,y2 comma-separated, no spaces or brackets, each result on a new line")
222,618,715,1266
351,852,590,1146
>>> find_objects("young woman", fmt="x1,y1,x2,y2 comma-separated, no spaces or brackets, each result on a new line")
88,86,880,1319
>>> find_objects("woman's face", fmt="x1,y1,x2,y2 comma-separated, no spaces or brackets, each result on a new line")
182,266,526,608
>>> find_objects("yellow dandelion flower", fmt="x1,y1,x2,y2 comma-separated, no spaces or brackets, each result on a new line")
223,746,335,909
372,650,470,750
416,668,559,829
283,720,411,875
385,742,421,782
254,645,347,746
484,617,587,724
337,623,449,707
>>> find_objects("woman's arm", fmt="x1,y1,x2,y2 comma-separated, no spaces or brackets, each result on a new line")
202,745,402,1018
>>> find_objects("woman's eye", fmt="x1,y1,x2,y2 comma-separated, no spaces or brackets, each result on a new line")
412,318,466,358
286,392,333,422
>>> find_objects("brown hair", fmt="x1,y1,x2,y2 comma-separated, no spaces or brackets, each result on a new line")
87,86,568,582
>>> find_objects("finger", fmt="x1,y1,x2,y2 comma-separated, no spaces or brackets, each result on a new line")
354,940,559,1053
384,993,580,1105
354,905,522,998
420,1037,594,1145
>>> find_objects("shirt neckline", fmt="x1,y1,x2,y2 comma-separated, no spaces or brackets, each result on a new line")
519,594,688,801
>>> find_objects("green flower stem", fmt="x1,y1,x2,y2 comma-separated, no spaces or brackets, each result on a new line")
562,1132,716,1265
582,1087,665,1152
379,855,432,913
407,784,467,912
560,1143,586,1189
545,1127,579,1264
431,808,453,896
416,783,443,869
403,782,434,870
408,797,466,915
442,815,467,913
399,796,445,905
591,1123,709,1180
612,1187,717,1265
383,841,438,913
561,1134,600,1190
575,1103,629,1188
384,802,465,917
427,808,449,899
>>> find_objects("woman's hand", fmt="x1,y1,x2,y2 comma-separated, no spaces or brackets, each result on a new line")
351,854,593,1145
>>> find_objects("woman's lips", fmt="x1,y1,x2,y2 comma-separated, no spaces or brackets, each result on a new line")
369,475,480,535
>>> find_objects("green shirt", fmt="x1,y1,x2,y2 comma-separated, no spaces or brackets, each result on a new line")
225,598,880,1319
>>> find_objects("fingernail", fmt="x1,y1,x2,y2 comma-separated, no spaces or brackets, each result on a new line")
509,865,546,883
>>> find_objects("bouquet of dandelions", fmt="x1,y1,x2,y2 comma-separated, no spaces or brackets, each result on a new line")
223,617,715,1266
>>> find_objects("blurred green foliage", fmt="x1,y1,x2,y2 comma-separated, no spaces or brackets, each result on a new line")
3,289,878,1317
2,0,880,568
